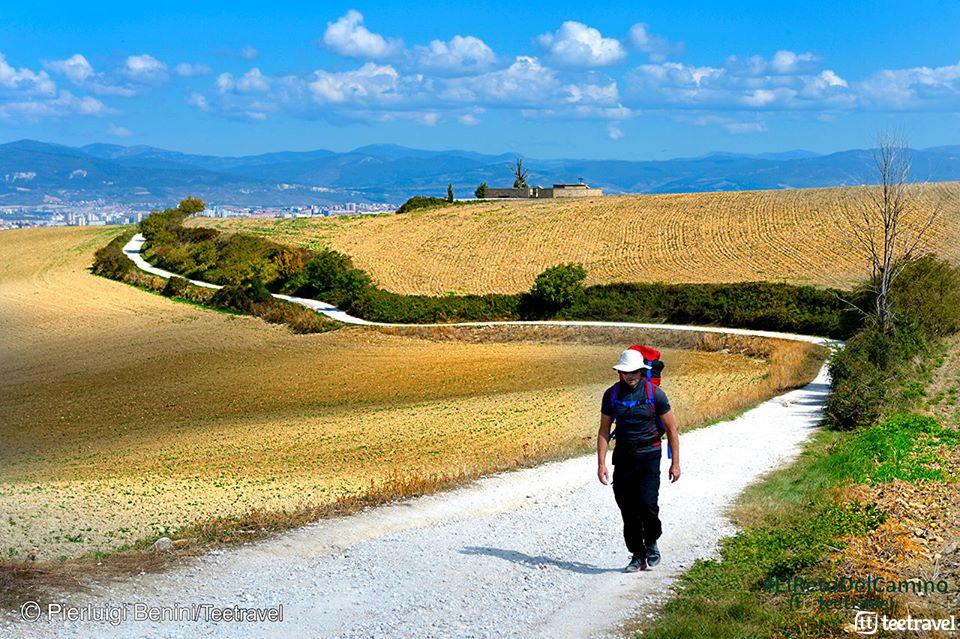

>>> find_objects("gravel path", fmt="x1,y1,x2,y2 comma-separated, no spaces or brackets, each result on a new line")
3,233,835,638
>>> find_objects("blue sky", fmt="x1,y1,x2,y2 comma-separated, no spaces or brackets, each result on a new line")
1,0,958,159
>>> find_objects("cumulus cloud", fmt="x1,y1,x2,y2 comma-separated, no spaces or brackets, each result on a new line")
458,112,480,125
46,54,94,85
857,60,960,109
0,89,106,122
241,45,259,60
440,56,562,106
0,53,56,96
123,54,168,83
607,123,623,139
187,92,210,111
174,62,213,77
627,23,683,61
217,68,271,94
322,10,403,59
306,63,400,104
413,35,495,73
625,51,853,111
0,53,110,122
537,21,626,67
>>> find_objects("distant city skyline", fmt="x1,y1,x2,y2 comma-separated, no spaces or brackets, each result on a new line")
2,1,959,160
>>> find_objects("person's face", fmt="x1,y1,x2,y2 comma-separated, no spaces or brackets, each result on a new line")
618,368,644,388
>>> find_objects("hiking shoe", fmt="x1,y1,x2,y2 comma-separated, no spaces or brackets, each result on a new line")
646,543,661,567
625,554,647,573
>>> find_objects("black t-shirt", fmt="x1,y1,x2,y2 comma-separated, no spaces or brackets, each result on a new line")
601,381,671,452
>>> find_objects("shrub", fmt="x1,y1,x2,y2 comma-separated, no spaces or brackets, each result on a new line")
139,208,189,245
528,263,587,317
395,196,450,214
475,182,487,199
162,276,190,298
177,196,205,214
211,276,271,312
91,231,135,278
249,299,337,334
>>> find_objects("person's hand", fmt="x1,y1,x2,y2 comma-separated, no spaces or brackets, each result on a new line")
598,464,610,485
669,462,681,483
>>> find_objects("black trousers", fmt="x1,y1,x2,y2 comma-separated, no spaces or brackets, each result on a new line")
612,447,662,556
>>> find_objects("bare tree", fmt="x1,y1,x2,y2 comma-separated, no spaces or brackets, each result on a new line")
512,157,528,188
843,131,943,333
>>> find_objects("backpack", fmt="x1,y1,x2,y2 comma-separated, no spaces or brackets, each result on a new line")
608,344,668,452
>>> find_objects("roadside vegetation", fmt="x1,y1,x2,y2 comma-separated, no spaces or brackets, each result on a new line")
113,201,853,338
639,137,960,638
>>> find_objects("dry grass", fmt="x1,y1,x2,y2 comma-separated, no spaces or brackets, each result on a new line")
188,183,960,295
0,226,824,570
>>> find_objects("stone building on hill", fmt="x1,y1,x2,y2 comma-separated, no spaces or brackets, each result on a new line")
484,183,603,199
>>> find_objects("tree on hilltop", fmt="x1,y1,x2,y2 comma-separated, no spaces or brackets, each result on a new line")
512,157,528,188
178,197,205,214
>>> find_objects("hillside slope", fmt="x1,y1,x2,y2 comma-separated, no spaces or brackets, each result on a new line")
190,183,960,295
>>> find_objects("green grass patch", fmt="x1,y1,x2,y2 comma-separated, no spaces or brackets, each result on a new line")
640,413,960,639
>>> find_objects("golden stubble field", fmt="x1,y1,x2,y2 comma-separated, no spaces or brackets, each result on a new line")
1,226,821,561
189,183,960,295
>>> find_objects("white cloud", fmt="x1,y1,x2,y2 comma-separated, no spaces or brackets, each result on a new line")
858,60,960,109
107,123,133,137
0,54,109,122
235,68,270,93
322,10,402,59
626,53,853,111
46,54,94,85
174,62,213,77
458,112,480,125
241,45,259,60
187,92,210,111
692,115,766,134
607,123,623,139
770,50,817,74
123,54,168,83
0,89,107,122
0,53,56,96
627,23,682,61
307,63,403,104
413,35,495,73
564,81,619,105
214,68,271,96
444,56,559,105
537,21,626,67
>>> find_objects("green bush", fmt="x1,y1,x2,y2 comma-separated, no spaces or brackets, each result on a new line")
177,196,205,215
395,196,450,214
91,230,136,278
527,263,587,317
293,248,372,307
211,276,271,312
825,256,960,430
162,276,190,298
475,182,487,198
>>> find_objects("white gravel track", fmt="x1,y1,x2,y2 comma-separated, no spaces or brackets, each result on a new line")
2,234,837,638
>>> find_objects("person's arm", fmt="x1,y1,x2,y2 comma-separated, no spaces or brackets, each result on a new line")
597,413,613,485
661,409,681,482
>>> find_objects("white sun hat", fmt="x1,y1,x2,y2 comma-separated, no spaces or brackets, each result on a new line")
612,348,652,372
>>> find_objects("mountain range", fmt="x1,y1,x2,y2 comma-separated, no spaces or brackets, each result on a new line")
2,138,960,207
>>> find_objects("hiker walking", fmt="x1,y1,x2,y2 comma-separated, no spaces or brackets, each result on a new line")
597,346,681,572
